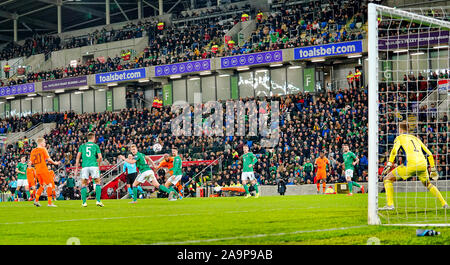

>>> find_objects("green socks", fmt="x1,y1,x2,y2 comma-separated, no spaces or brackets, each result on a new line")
14,190,18,199
243,184,250,195
95,184,102,202
133,187,138,201
159,185,177,194
81,187,87,204
253,183,259,193
348,181,360,193
26,191,30,199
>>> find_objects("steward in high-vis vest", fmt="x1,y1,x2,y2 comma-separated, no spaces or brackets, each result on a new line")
227,40,235,49
256,12,263,23
347,71,354,89
354,69,362,88
241,13,249,22
211,44,219,54
4,62,10,79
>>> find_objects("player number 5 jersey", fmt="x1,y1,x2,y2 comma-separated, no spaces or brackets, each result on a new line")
79,142,101,168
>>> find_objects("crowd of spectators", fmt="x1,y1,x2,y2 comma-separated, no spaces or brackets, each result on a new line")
63,20,153,50
378,73,449,182
221,0,366,57
1,0,368,85
0,35,61,62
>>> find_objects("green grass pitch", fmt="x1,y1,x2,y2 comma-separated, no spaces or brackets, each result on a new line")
0,193,448,245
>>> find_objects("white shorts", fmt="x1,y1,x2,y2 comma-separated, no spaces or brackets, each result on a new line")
136,170,156,184
345,169,354,180
81,167,100,180
167,175,182,185
241,172,256,182
16,179,28,187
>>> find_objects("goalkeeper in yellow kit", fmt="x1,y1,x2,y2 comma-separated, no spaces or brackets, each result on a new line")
380,122,448,210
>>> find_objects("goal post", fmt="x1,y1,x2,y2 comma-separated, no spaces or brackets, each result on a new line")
368,3,450,226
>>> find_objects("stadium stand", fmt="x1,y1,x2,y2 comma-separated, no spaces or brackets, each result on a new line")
1,0,370,86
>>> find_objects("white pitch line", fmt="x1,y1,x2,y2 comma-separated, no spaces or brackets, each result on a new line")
149,225,369,245
0,206,322,226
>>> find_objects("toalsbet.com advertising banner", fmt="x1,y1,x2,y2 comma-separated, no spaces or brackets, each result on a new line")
95,68,146,84
294,40,363,60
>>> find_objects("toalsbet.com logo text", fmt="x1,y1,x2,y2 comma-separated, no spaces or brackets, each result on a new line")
171,99,280,148
294,41,363,59
95,68,145,84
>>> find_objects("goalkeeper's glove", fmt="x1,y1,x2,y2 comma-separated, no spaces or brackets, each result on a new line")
430,167,439,181
381,162,392,177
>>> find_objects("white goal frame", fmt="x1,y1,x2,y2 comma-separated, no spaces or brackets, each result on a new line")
367,3,450,226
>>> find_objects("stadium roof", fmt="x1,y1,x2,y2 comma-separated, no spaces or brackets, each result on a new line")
0,0,211,44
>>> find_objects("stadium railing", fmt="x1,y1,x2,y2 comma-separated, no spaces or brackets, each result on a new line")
184,158,222,198
5,122,43,145
99,160,125,186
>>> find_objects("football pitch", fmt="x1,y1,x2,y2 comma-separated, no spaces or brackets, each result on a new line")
0,194,448,245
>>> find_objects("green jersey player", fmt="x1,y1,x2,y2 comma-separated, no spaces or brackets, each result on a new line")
119,144,178,203
241,145,259,198
15,156,30,200
342,144,364,196
162,148,183,201
75,132,104,207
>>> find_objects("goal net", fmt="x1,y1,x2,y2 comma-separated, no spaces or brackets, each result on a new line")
368,4,450,226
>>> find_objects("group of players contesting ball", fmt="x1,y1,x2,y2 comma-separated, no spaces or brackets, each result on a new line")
13,121,448,210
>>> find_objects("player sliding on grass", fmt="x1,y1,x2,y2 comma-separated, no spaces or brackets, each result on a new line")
241,145,259,198
30,138,61,207
380,122,448,210
342,144,364,196
118,144,178,203
75,132,104,207
15,156,30,201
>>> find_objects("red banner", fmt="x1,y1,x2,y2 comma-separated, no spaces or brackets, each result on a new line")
66,165,116,172
67,159,217,172
101,172,126,199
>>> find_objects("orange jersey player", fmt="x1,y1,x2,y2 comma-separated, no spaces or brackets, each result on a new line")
48,166,56,200
30,138,61,207
314,152,330,193
26,161,37,201
157,154,174,175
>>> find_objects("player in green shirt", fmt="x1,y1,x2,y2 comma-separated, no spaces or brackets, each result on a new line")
163,148,183,201
303,159,314,183
119,144,178,203
341,144,364,196
15,156,31,200
241,145,259,198
75,133,104,207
